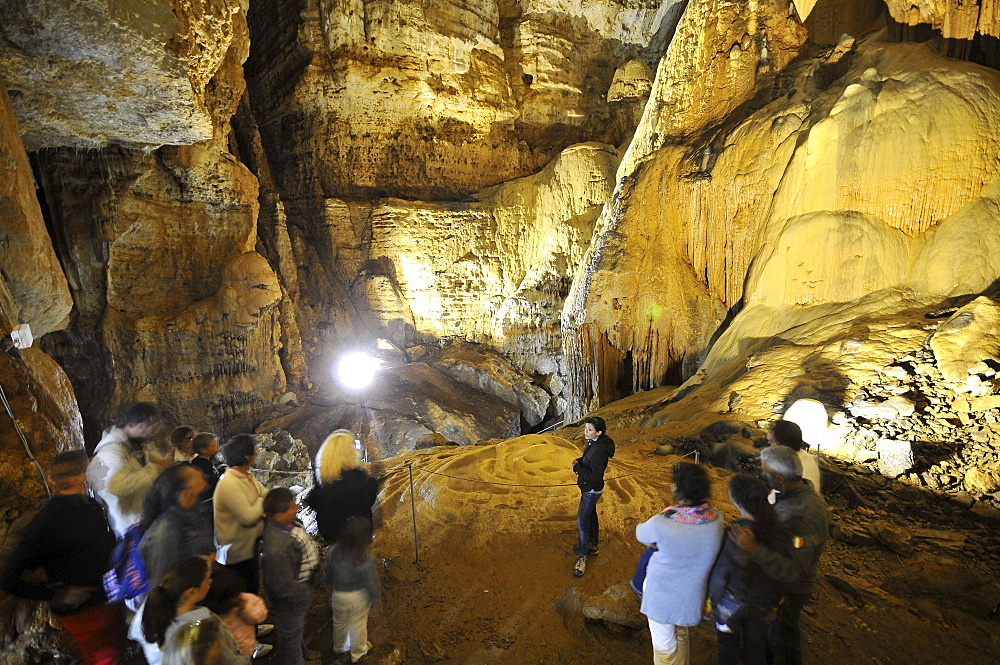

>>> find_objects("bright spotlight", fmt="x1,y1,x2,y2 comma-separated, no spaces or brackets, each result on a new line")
335,352,383,391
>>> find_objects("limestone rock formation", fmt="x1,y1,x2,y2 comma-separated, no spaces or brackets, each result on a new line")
0,0,247,150
883,0,1000,40
432,344,550,428
26,15,283,438
566,28,1000,416
364,142,618,406
564,0,809,415
244,0,682,200
0,80,83,500
261,355,525,457
0,85,72,337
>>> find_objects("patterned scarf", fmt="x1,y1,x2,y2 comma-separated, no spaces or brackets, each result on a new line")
661,502,719,524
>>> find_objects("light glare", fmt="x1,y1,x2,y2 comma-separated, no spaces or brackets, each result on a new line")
335,352,383,391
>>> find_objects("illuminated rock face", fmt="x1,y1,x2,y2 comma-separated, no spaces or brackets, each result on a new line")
0,85,83,500
566,27,1000,415
0,86,72,338
245,0,682,200
28,13,287,438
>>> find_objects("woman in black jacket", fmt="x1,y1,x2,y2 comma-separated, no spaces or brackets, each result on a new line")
304,429,379,545
709,473,789,665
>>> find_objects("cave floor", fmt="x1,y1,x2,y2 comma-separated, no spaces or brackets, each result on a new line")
292,500,1000,665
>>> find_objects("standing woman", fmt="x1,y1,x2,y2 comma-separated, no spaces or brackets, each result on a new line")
708,474,789,665
141,556,247,665
214,435,266,593
139,464,213,587
132,464,215,665
636,462,724,665
304,430,379,545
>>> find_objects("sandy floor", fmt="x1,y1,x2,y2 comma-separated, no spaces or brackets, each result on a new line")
288,437,1000,665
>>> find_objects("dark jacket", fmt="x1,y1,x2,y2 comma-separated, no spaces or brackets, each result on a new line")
261,521,313,607
574,434,615,492
190,455,224,497
708,518,788,622
0,494,116,616
748,480,829,594
304,468,379,544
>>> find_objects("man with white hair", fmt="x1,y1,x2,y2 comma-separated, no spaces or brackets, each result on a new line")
732,445,829,665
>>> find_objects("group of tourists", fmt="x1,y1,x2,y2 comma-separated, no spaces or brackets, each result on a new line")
0,403,380,665
3,398,829,665
575,417,829,665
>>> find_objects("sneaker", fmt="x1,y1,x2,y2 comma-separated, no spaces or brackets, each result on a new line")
257,624,274,639
252,643,273,659
587,544,599,556
350,642,373,663
573,555,586,577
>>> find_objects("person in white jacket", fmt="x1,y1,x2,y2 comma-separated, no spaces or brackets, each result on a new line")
214,434,266,594
87,402,170,537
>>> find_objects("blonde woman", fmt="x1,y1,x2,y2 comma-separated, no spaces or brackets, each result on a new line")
303,430,379,544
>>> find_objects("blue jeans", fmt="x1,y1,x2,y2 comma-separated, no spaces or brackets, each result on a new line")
576,489,602,556
272,592,312,665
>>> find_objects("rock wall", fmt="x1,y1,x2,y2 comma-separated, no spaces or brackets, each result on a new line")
563,0,809,414
28,3,291,438
0,0,246,150
245,0,682,200
0,77,84,665
3,0,1000,453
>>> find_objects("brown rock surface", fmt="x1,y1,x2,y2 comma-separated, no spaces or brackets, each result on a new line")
0,0,247,149
0,83,72,336
244,0,679,200
566,34,1000,415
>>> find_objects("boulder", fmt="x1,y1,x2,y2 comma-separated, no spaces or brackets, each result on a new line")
964,464,1000,495
581,582,644,629
870,520,914,556
929,298,1000,394
433,345,550,428
875,439,914,478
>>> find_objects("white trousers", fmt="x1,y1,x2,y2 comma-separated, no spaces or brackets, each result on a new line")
332,589,371,662
648,619,689,665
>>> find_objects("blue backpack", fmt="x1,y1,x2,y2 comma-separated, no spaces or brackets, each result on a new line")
102,524,148,602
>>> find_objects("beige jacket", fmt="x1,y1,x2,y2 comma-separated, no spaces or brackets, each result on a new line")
213,468,265,565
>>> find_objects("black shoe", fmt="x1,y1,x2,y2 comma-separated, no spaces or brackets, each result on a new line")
588,544,599,556
573,556,586,577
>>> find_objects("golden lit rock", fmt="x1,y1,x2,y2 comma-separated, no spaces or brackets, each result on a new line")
567,36,1000,414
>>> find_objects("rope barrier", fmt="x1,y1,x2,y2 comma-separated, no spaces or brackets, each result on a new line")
373,448,699,488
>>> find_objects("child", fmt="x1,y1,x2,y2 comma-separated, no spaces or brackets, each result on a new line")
204,565,273,659
191,432,225,496
171,426,197,462
708,474,789,665
326,516,380,663
142,556,247,665
262,488,319,665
